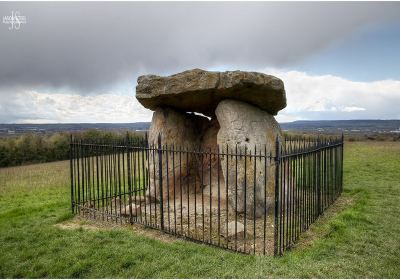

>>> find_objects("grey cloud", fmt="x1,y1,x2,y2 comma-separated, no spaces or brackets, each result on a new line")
0,2,400,93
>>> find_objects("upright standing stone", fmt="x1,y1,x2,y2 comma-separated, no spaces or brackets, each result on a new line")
146,107,208,202
199,118,225,200
215,99,282,218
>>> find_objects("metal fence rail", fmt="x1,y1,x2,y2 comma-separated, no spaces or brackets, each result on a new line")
274,136,344,255
70,133,343,256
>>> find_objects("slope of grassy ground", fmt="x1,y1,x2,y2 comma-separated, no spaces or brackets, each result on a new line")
0,142,399,278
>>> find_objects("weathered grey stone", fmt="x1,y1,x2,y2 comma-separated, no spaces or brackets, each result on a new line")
122,203,141,217
199,118,225,200
136,69,286,116
221,221,245,240
146,107,209,202
215,99,282,218
129,195,146,204
83,202,94,209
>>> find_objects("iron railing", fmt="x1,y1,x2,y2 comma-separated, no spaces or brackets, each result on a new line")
70,133,343,256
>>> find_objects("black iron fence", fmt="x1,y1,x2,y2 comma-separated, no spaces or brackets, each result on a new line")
70,133,343,256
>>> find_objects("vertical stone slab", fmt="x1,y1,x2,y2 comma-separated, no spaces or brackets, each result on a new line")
215,99,282,218
146,107,208,202
200,118,225,201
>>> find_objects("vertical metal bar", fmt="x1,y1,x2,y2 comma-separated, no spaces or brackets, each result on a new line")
324,139,327,210
153,143,157,226
113,140,117,221
289,146,293,246
91,141,96,218
295,139,298,241
80,140,85,211
263,146,267,255
330,142,333,205
88,141,92,217
336,137,339,195
194,147,197,238
70,135,75,213
218,148,222,246
201,150,204,241
243,146,247,252
307,141,310,228
144,138,149,225
104,142,109,221
235,144,238,251
317,137,321,216
172,145,177,233
341,133,344,194
179,146,183,234
135,142,140,223
127,134,133,224
166,144,170,231
253,145,256,254
96,141,100,215
301,138,304,232
290,147,294,245
108,141,112,220
209,147,212,243
158,134,164,231
149,143,154,225
186,147,190,236
283,152,288,250
72,138,77,213
117,141,122,223
74,139,79,214
311,140,314,223
225,145,229,248
274,136,281,256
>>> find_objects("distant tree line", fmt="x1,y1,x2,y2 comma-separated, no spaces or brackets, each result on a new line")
0,130,144,168
1,129,398,168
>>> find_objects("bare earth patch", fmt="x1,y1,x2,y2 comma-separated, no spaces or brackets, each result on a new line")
56,191,356,252
56,215,177,243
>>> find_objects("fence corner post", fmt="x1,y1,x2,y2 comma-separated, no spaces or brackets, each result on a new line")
274,135,281,256
158,133,164,231
341,132,344,193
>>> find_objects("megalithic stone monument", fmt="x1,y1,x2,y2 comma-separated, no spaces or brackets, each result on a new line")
136,68,287,218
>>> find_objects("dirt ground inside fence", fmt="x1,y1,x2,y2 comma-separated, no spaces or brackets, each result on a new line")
77,194,276,255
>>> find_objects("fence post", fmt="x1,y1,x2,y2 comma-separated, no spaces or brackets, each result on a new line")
158,133,164,231
274,135,281,256
317,136,322,215
341,133,344,193
70,134,75,214
127,133,133,224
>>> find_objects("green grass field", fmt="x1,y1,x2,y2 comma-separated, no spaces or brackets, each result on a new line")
0,142,399,278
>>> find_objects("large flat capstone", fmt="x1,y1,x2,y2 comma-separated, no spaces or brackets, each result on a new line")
136,69,286,116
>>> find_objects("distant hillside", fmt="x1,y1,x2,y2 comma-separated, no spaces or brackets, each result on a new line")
1,120,400,136
0,122,151,136
280,120,400,134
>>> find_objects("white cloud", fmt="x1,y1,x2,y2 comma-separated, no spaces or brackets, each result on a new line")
266,69,400,122
0,70,399,123
0,89,153,123
342,106,366,112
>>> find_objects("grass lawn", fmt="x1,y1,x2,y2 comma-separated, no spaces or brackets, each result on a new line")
0,141,399,278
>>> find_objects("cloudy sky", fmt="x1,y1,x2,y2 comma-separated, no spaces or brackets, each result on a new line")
0,2,400,123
